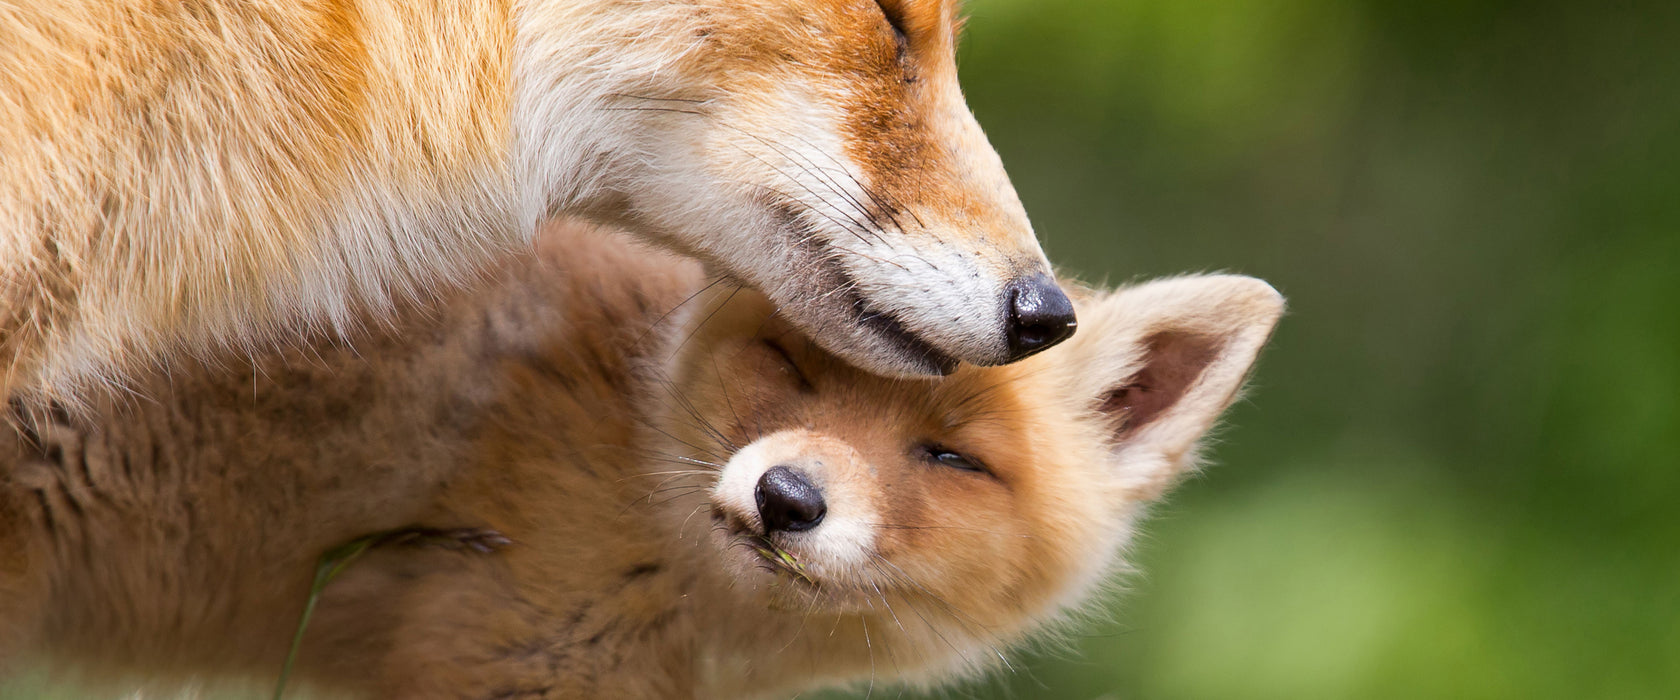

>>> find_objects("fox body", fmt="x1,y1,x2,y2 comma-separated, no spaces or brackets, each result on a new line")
0,220,1280,698
0,0,1070,406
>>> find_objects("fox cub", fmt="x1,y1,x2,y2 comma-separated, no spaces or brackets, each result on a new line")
0,221,1281,698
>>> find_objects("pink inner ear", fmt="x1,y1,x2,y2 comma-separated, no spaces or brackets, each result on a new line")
1100,331,1221,439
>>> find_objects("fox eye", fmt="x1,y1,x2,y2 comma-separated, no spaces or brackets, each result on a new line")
923,446,986,474
761,339,814,391
875,0,910,43
873,0,913,76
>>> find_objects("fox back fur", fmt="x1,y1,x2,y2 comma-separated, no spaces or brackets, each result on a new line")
0,220,1281,698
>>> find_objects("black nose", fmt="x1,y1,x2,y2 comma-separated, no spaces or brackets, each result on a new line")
1004,273,1077,361
755,466,827,533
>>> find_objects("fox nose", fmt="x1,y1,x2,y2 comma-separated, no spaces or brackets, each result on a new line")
1004,273,1078,361
755,466,826,533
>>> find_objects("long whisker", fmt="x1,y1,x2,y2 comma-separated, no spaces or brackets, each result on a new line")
864,523,1035,539
620,468,716,480
638,421,726,463
679,501,712,539
861,615,876,700
870,580,909,640
753,125,910,241
653,379,738,455
867,555,1015,673
743,129,895,244
720,128,886,246
642,472,713,493
604,93,713,105
627,276,731,355
666,284,744,365
759,122,926,231
865,559,968,665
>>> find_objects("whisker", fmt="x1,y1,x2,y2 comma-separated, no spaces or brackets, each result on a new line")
637,421,725,463
597,105,708,116
604,93,713,105
620,468,716,480
866,560,968,665
666,284,744,365
628,276,730,355
764,127,909,242
867,555,1016,674
678,501,711,539
865,523,1035,539
720,126,884,242
761,123,925,232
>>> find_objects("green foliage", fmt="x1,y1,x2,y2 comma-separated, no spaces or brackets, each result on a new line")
856,0,1680,697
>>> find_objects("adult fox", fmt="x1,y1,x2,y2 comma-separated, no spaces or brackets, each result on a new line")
0,0,1074,405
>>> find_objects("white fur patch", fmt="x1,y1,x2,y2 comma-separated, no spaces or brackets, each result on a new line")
712,430,880,572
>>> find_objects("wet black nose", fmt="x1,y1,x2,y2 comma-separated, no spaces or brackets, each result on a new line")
1004,273,1078,361
755,466,827,533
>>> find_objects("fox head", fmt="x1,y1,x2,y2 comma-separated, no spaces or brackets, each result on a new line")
517,0,1073,377
647,273,1284,691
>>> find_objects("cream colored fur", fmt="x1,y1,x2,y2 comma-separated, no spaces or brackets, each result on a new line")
0,220,1281,698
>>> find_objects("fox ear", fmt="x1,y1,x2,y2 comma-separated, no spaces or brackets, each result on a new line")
1061,275,1284,500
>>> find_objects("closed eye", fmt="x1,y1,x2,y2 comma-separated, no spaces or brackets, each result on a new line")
762,339,813,391
922,445,988,474
875,0,910,43
874,0,914,78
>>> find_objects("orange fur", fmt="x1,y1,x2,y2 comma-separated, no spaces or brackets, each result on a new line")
3,0,1064,407
0,219,1280,697
1,0,515,403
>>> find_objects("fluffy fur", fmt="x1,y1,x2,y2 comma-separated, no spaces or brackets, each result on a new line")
0,0,1060,407
0,220,1281,698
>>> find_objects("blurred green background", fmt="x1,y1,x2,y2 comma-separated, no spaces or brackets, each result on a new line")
835,0,1678,698
7,1,1676,699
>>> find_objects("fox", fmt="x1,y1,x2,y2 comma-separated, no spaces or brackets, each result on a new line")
0,219,1281,698
0,0,1077,407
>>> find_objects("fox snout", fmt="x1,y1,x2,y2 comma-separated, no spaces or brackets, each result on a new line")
755,466,827,533
559,0,1080,377
711,432,879,578
1004,273,1079,361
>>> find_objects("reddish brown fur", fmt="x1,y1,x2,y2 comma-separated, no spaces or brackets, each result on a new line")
0,219,1281,698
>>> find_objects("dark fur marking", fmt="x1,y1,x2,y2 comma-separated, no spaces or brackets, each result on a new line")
31,489,56,536
622,562,661,580
563,602,591,630
485,686,555,700
638,609,678,641
520,353,580,394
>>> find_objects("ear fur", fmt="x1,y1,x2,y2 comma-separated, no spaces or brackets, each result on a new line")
1060,275,1284,500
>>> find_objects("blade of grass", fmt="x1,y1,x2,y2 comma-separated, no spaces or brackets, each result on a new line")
271,533,385,700
270,527,508,699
